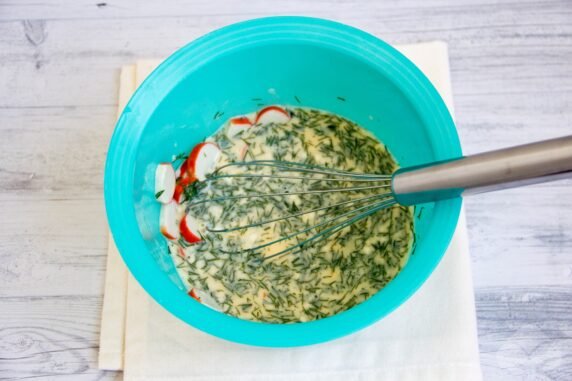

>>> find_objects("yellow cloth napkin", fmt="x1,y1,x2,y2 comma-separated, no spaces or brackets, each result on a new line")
99,42,482,380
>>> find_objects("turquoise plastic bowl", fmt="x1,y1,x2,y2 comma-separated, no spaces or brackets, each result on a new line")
104,16,462,347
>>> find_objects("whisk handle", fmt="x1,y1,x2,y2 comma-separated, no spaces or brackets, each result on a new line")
392,135,572,205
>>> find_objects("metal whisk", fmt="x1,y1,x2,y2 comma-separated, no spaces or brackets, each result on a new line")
189,135,572,260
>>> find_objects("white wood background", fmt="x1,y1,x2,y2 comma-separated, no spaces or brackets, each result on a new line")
0,0,571,380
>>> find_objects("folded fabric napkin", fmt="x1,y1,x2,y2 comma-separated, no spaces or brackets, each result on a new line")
99,41,482,381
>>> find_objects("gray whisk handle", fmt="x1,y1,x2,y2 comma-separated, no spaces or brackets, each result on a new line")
392,135,572,205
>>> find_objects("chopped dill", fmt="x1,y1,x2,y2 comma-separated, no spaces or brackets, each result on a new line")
172,152,188,162
165,107,414,324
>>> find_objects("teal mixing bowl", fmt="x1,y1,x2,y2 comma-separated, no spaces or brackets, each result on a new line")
104,16,462,347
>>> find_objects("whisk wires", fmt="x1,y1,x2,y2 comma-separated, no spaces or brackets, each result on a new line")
189,160,395,261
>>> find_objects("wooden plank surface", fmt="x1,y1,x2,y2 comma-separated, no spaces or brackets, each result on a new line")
0,0,571,380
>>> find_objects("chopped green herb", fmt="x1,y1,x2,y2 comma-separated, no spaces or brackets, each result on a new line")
172,152,188,162
155,190,164,199
164,107,414,324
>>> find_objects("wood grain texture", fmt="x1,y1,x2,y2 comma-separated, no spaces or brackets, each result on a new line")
0,296,120,380
476,287,572,380
0,0,571,380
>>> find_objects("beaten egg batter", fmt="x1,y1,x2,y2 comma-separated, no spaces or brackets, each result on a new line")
167,107,414,323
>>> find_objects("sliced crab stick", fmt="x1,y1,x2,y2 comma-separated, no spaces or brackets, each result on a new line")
188,288,202,302
180,213,202,244
177,245,186,259
173,183,185,204
188,288,221,310
155,163,176,204
173,159,196,204
255,105,290,125
159,201,179,240
178,159,195,185
187,142,221,181
226,116,253,139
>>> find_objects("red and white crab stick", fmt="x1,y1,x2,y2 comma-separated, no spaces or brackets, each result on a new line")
180,213,202,244
255,106,290,125
155,163,176,204
159,201,179,240
188,288,201,302
226,116,253,139
186,142,222,181
173,159,193,204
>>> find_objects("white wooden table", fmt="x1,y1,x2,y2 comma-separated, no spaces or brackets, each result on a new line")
1,1,570,379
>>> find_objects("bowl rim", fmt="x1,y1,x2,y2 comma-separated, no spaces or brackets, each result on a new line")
104,16,462,347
